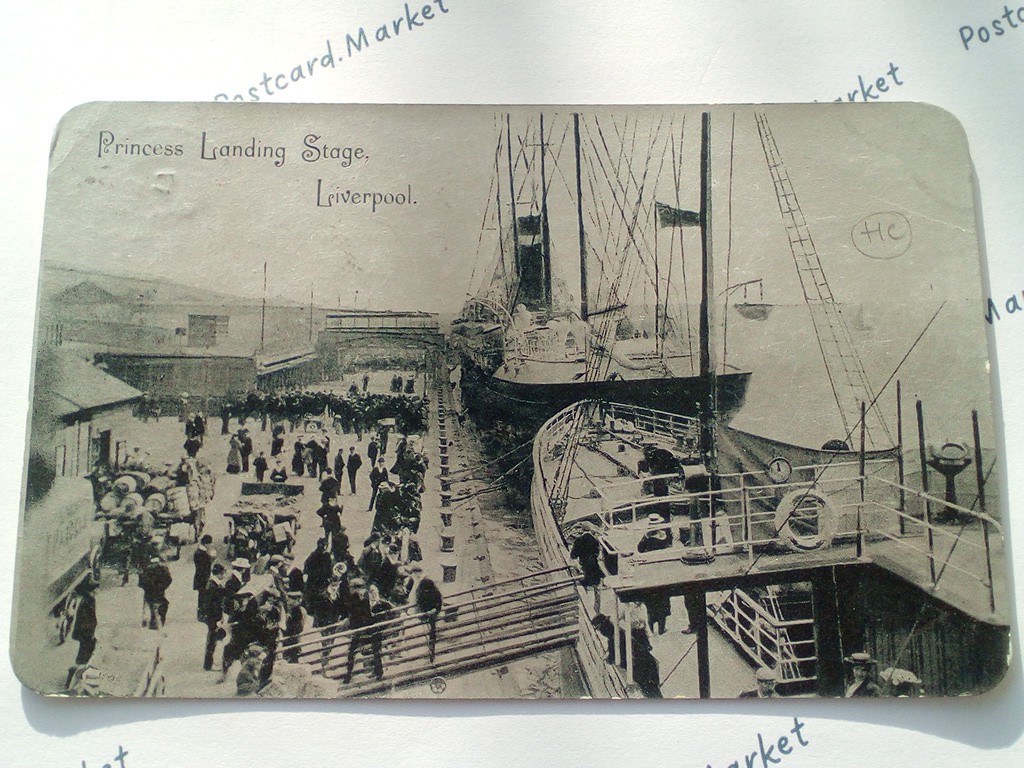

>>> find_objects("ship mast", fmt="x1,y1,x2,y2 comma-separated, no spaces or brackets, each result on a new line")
696,110,715,701
574,113,588,321
539,113,553,309
506,113,520,306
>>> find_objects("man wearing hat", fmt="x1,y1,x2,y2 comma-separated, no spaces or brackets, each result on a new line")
740,667,780,698
637,513,673,552
138,555,173,630
414,573,443,663
202,563,228,671
193,534,216,622
368,458,389,512
319,468,341,504
845,652,882,697
346,446,363,495
303,538,334,612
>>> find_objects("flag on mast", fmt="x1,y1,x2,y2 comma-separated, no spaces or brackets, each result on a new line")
656,201,700,227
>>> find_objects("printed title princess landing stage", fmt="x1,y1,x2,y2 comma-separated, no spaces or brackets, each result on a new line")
98,131,369,168
14,102,1009,701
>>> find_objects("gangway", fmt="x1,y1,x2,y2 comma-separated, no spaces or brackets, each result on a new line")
279,567,580,697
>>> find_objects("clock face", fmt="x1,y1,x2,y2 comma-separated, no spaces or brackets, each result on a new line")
767,456,793,484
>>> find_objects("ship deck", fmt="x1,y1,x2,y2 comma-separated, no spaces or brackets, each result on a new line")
546,404,1009,627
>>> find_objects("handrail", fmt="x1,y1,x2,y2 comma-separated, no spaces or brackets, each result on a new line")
710,590,816,682
286,575,580,653
870,476,1002,531
315,593,579,679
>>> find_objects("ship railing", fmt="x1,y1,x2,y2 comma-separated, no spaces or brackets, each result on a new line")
593,470,1002,616
594,457,892,503
862,476,1001,614
708,589,817,684
601,402,701,444
507,329,584,364
600,470,886,542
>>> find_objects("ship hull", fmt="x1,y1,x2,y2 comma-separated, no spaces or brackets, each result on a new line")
457,355,750,429
529,404,632,698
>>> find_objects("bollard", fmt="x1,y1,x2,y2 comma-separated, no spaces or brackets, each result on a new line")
440,511,453,526
441,561,458,583
440,492,452,507
440,454,449,466
440,465,449,477
440,535,455,553
440,479,451,492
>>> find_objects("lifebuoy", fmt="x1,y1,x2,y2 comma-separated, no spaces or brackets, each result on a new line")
774,488,838,551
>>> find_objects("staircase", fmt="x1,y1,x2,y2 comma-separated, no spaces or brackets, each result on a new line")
280,568,580,697
709,586,817,692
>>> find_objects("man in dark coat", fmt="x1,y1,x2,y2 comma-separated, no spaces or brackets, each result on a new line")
367,436,380,466
346,447,363,495
333,448,345,481
368,459,389,511
303,538,334,611
71,578,98,665
253,452,269,482
414,575,443,662
202,564,228,671
357,536,386,585
184,434,202,458
319,469,341,504
570,531,603,588
219,596,260,683
239,430,254,473
342,584,392,683
139,556,173,629
316,502,344,555
193,535,215,622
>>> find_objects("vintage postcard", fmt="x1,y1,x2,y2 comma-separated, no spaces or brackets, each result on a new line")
11,102,1008,699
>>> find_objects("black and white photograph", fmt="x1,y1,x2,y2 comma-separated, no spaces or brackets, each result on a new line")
11,101,1009,700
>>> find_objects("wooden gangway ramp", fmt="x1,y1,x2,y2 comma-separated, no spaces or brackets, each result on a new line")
280,567,580,697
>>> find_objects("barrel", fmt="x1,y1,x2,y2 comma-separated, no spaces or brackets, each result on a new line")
144,493,167,514
99,491,121,512
113,476,137,494
121,492,145,513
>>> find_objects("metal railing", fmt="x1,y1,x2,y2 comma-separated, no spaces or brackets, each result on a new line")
709,589,817,683
592,467,1000,616
279,567,580,691
601,402,700,445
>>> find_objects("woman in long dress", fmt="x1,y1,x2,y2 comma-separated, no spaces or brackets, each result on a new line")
226,434,242,474
291,439,305,477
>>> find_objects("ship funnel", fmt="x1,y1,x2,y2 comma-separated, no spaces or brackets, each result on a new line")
514,213,552,311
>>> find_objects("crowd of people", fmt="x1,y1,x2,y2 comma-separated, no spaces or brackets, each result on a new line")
184,381,440,695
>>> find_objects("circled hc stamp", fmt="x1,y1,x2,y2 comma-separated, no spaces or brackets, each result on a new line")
851,211,912,260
